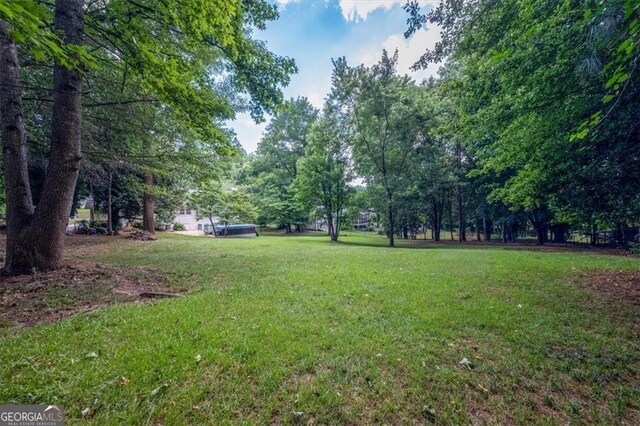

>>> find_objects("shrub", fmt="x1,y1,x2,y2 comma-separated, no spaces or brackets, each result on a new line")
173,222,186,231
628,242,640,255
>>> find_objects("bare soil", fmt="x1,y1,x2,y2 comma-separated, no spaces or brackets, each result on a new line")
572,269,640,343
0,262,185,328
577,270,640,307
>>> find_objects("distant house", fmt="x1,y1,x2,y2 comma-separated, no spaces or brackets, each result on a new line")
173,207,256,237
80,197,94,210
353,209,374,229
306,217,328,232
174,206,215,232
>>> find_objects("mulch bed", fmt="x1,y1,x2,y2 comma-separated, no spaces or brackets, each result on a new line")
0,262,185,328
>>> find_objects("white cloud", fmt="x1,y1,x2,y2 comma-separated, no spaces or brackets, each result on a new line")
231,1,441,152
339,0,403,21
339,0,437,22
306,92,326,109
354,24,442,81
230,113,267,153
277,0,434,22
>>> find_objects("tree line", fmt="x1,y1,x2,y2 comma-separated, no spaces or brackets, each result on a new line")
243,0,639,248
1,0,638,275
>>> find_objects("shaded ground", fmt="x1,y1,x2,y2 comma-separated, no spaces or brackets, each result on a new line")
337,233,632,255
0,262,188,328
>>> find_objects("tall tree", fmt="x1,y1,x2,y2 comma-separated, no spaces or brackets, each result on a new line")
1,0,84,274
405,0,640,245
249,97,318,231
333,51,420,247
295,105,354,242
0,0,295,274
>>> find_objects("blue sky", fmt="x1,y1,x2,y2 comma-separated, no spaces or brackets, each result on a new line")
231,0,441,152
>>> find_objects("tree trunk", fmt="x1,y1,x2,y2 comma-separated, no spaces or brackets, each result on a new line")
432,203,441,242
142,170,155,234
89,182,95,222
483,215,492,242
616,222,625,247
536,226,546,245
1,0,85,275
448,198,454,241
387,190,395,247
530,217,548,246
209,215,216,237
0,20,35,273
107,167,113,235
327,212,335,240
457,185,466,242
455,141,466,243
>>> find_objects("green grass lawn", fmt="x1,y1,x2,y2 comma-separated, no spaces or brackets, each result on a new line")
1,234,639,424
69,208,107,225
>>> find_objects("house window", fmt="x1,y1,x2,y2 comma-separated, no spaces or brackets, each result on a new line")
197,224,202,231
178,207,190,215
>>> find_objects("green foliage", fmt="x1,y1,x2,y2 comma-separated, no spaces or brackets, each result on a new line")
405,0,640,237
0,0,96,69
2,0,296,243
191,181,256,230
295,104,354,240
331,51,427,244
247,98,318,229
83,0,296,147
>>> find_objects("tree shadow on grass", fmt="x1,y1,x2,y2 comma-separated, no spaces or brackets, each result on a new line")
334,237,627,255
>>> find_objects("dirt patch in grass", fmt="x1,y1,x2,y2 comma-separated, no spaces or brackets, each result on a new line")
577,270,640,307
0,262,187,328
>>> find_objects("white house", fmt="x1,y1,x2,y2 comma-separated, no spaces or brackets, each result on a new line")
174,206,216,232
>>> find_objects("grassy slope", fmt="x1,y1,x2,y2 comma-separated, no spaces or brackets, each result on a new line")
1,234,639,424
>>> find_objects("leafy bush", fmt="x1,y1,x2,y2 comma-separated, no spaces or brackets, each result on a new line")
92,220,121,232
628,242,640,255
173,222,186,231
132,220,143,229
75,220,91,234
